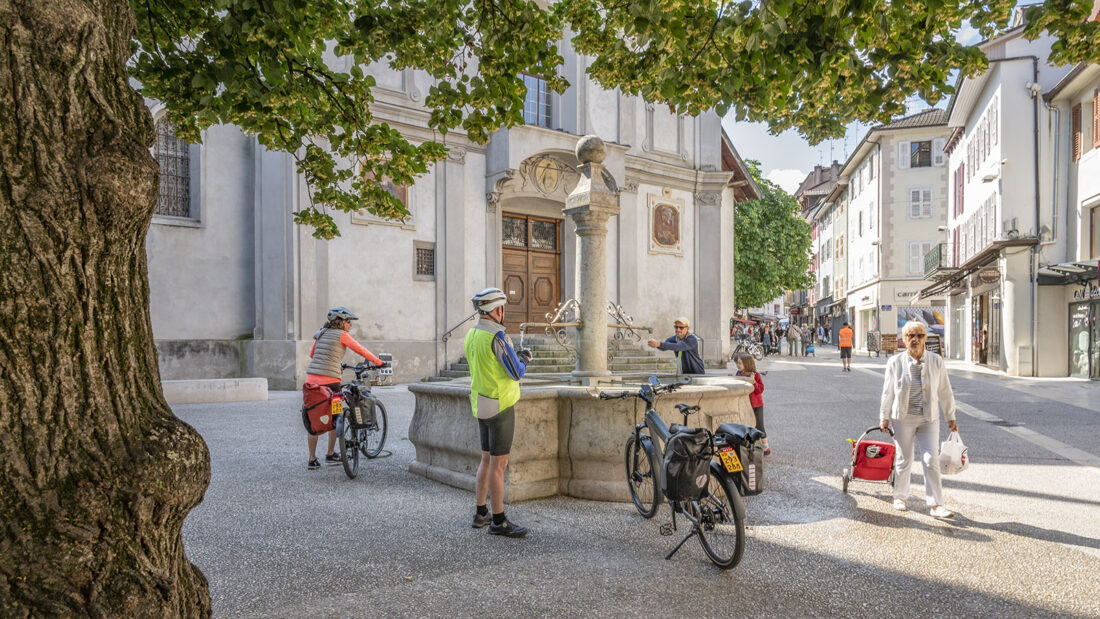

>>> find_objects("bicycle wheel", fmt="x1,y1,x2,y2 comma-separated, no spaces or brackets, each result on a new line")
696,468,746,569
338,415,360,479
751,344,763,361
624,434,659,518
360,399,388,458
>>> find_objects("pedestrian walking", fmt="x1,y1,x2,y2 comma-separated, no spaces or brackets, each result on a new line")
735,353,770,455
761,326,773,357
839,322,854,371
465,287,532,537
801,324,812,356
879,320,958,519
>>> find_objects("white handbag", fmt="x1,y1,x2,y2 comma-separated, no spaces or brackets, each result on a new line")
939,430,969,475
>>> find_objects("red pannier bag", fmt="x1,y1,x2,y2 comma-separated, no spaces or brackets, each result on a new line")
302,381,340,435
851,439,896,481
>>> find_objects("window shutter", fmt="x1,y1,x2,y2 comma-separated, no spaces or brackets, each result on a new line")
1093,90,1099,149
959,162,965,215
899,141,911,168
910,189,921,218
933,138,946,166
1072,103,1082,162
922,189,933,217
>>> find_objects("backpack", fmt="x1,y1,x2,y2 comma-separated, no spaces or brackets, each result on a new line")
661,428,713,501
302,381,341,435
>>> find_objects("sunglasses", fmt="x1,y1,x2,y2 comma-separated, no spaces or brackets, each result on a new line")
906,333,927,339
674,325,688,330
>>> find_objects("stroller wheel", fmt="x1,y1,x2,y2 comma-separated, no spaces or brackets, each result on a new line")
841,467,850,494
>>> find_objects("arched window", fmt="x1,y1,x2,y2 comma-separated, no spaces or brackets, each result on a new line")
153,115,191,218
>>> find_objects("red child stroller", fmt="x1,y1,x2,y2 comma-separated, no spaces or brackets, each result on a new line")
841,426,895,493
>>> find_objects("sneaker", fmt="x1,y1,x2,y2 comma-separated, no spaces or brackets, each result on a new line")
929,506,955,519
892,499,907,511
325,453,341,465
488,517,528,538
472,511,491,529
307,458,321,470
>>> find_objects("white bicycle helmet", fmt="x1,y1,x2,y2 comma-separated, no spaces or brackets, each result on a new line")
327,306,358,321
471,287,507,313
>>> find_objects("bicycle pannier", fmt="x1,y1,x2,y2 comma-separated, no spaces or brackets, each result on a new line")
716,423,766,496
662,428,713,501
302,381,339,435
349,398,375,428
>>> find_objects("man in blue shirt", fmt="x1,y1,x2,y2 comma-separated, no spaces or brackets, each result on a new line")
647,316,705,375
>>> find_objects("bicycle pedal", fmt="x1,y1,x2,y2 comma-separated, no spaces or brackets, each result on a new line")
658,523,674,536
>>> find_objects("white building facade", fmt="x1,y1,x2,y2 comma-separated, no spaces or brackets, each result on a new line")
840,111,952,351
922,17,1075,376
144,49,758,388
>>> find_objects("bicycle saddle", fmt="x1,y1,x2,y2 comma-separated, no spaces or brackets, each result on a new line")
675,403,701,415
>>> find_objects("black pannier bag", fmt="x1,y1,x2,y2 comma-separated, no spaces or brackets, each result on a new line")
662,428,713,501
716,423,766,496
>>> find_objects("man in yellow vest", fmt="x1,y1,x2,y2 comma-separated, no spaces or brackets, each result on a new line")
465,287,532,537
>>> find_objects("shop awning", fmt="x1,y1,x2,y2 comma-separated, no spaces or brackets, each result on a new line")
918,237,1038,299
732,316,758,325
1037,259,1099,286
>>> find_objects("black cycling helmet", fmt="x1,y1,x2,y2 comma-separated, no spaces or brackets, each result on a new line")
327,306,358,321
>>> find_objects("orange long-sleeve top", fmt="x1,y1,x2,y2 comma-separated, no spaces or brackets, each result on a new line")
306,331,383,385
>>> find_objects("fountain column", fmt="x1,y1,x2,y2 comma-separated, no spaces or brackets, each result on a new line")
564,136,620,384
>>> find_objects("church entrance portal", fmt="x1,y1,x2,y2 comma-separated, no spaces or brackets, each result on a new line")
501,212,561,333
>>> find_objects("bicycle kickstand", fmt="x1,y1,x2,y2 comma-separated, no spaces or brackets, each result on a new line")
664,526,698,561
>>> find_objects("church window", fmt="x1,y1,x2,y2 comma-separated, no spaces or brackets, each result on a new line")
502,216,527,247
414,242,435,280
530,219,558,250
153,115,192,218
521,74,552,128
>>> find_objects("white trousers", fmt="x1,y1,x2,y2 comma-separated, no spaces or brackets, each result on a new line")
892,417,944,506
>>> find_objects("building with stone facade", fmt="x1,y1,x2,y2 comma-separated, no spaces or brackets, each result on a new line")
144,50,759,388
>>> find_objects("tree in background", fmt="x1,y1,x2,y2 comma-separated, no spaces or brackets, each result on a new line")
2,0,1097,614
735,161,814,310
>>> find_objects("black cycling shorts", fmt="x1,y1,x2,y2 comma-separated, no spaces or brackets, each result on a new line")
478,407,515,456
840,346,852,359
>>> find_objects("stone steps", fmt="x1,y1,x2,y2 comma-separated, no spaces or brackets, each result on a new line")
431,336,675,380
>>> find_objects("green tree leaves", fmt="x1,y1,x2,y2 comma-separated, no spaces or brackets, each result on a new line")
734,161,814,310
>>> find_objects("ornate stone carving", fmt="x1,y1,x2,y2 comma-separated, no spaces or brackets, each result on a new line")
403,68,422,102
694,191,721,207
485,169,517,212
486,192,500,212
446,147,467,164
621,178,640,194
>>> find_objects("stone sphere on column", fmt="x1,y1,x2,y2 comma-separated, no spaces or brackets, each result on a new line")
575,135,606,165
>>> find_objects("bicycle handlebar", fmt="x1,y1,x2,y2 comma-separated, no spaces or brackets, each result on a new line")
596,378,690,400
341,361,388,373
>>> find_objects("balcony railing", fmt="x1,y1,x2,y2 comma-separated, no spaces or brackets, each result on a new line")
923,243,957,280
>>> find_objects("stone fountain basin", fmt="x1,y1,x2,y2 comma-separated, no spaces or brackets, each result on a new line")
408,376,756,503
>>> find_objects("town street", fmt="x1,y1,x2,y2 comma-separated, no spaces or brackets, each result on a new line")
179,349,1100,618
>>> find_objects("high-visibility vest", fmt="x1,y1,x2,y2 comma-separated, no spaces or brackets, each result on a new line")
839,327,854,348
464,323,521,418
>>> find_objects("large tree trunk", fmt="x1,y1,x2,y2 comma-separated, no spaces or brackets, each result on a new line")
0,0,211,615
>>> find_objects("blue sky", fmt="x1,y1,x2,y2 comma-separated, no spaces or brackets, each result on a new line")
723,20,984,194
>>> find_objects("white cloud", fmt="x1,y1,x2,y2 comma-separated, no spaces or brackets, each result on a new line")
955,21,981,46
766,169,807,195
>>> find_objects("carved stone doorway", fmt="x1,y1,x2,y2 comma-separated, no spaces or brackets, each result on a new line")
501,212,561,333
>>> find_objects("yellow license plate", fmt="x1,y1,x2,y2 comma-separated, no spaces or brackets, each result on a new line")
331,399,343,416
719,448,743,473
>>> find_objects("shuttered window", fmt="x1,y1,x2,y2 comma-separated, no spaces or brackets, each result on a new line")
909,187,932,219
910,241,932,275
1072,103,1082,162
1093,90,1099,149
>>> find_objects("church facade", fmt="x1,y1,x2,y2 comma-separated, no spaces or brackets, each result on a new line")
144,50,759,389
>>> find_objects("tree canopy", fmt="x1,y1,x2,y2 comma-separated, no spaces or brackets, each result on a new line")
734,160,814,310
131,0,1100,239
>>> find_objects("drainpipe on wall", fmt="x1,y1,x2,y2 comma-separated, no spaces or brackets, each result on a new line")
1029,57,1040,377
1041,101,1060,248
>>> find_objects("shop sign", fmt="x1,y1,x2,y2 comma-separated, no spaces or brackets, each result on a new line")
895,291,918,300
790,309,802,315
970,267,1000,288
1073,282,1100,300
880,304,893,311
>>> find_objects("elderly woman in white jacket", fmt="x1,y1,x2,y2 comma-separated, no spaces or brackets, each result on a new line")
880,320,959,519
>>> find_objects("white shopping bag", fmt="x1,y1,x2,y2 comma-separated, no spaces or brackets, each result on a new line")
940,430,969,475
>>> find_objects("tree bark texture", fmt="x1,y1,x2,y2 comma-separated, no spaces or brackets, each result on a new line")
0,1,211,616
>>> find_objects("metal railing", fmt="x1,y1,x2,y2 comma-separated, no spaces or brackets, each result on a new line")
923,243,956,279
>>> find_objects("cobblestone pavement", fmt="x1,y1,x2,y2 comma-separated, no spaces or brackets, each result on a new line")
178,349,1100,618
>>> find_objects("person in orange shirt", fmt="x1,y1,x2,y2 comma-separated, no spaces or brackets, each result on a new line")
838,322,854,372
304,307,384,470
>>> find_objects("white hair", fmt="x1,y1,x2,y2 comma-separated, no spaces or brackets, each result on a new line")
901,320,928,338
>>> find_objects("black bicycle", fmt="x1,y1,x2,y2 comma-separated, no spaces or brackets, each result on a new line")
601,377,747,569
335,362,389,479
